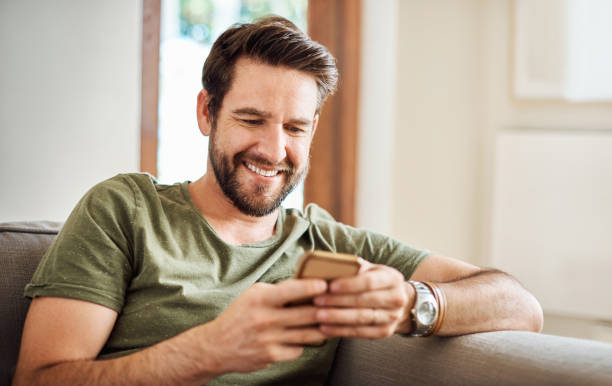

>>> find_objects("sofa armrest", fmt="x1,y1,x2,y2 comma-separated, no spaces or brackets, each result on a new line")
0,221,62,385
327,331,612,385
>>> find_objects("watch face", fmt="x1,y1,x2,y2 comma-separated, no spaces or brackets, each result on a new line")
417,301,437,325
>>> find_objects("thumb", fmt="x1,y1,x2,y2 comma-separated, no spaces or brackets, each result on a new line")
358,257,375,273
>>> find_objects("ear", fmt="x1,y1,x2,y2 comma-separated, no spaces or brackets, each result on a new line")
311,113,319,137
196,89,213,136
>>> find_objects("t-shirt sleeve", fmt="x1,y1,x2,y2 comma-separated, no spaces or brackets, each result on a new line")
304,204,430,279
24,175,136,312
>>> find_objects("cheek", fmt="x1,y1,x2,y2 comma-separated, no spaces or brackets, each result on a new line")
287,139,312,166
217,131,252,156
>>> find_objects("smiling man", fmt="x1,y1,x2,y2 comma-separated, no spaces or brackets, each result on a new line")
13,17,543,386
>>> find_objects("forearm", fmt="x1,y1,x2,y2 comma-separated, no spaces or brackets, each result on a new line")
432,270,543,336
13,324,218,386
314,257,543,340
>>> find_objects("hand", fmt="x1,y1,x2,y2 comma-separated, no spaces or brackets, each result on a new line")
312,260,415,338
198,279,329,374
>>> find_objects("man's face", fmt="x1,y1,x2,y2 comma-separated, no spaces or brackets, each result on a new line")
203,58,319,217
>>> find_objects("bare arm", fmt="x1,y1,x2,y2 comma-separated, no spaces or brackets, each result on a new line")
13,279,329,386
409,254,543,335
13,297,218,386
312,254,543,338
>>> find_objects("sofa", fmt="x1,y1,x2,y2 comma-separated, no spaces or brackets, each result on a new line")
2,221,612,385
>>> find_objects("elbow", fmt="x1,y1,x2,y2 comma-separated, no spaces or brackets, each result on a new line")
507,286,544,333
526,294,544,333
533,302,544,333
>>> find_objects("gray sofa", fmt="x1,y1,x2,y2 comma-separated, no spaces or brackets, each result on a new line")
2,221,612,385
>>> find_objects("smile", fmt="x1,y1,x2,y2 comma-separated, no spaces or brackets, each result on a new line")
244,162,280,177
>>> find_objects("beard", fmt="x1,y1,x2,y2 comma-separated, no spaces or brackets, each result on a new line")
208,131,308,217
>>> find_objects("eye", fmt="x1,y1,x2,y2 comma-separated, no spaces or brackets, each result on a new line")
286,125,306,135
242,119,262,125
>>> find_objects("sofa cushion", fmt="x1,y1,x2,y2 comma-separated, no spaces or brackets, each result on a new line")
0,221,61,385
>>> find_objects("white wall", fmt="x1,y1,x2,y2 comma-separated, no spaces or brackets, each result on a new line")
357,0,484,264
0,0,141,222
358,0,612,342
392,0,484,262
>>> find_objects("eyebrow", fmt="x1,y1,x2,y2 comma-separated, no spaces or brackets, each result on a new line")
232,107,272,118
231,107,313,127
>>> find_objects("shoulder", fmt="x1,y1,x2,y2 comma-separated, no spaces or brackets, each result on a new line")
285,204,429,273
81,173,158,205
68,173,160,227
83,173,152,197
97,173,158,195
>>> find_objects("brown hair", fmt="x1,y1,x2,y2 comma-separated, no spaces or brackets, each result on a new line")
201,16,338,124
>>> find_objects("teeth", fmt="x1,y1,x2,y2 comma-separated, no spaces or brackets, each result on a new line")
245,162,279,177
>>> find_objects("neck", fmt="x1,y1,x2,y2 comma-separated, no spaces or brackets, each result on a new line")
188,173,280,245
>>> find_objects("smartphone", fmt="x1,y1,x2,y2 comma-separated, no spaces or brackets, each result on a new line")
292,251,362,344
294,250,361,280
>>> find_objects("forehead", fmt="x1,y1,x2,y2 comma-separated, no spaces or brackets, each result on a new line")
222,57,319,117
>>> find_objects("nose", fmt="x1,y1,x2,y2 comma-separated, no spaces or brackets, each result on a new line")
255,124,287,165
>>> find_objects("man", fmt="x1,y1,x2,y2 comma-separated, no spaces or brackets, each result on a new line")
13,16,542,385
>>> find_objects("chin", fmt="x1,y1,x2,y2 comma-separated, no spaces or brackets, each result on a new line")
233,188,288,217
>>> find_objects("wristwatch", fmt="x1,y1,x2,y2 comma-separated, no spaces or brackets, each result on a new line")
408,281,439,337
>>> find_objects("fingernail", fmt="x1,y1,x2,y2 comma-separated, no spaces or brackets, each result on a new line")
330,282,340,292
316,280,327,292
314,296,326,305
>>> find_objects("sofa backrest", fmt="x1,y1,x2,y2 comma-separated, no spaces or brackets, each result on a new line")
0,221,61,385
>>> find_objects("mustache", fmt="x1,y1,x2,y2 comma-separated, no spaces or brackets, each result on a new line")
234,151,295,173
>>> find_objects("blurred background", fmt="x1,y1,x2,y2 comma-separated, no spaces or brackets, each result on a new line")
1,0,611,343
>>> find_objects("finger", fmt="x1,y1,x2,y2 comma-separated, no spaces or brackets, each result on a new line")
314,287,406,309
278,327,330,345
329,266,404,294
266,279,328,306
263,344,305,364
316,308,400,326
271,305,320,327
319,324,396,339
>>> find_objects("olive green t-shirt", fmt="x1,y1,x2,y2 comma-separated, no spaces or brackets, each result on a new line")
25,173,429,385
